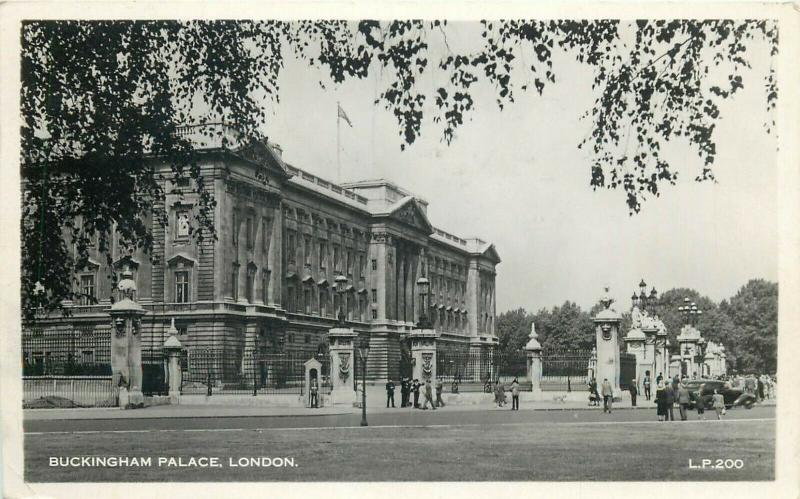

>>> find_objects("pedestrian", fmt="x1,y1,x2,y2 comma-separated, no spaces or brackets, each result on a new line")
655,381,666,421
412,378,421,408
309,378,319,408
712,388,725,420
421,379,436,410
656,372,663,385
435,377,445,408
590,378,600,406
511,378,520,410
400,377,409,407
587,379,597,406
695,383,707,420
643,372,652,401
385,379,396,408
494,380,506,407
601,378,613,413
629,380,638,407
663,381,675,421
757,376,765,401
677,382,690,421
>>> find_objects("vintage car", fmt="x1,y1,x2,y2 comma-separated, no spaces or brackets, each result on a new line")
684,379,757,410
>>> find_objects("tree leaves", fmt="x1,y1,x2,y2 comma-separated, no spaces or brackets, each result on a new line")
20,20,778,321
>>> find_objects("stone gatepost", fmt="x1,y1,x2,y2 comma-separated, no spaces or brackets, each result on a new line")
328,327,357,406
163,320,183,405
524,322,542,397
593,287,622,399
409,329,438,384
109,269,146,408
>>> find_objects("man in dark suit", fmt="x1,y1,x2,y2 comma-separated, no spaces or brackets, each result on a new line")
400,377,409,407
412,378,421,408
385,379,396,408
663,382,675,421
629,379,638,407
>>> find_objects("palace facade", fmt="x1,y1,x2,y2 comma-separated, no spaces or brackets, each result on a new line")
25,124,500,382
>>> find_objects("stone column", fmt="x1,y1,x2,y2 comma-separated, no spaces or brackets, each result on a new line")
593,287,622,399
524,322,542,397
109,270,146,408
409,328,437,384
163,327,183,405
328,327,357,406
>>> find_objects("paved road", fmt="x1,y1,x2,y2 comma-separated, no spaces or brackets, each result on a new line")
25,404,775,434
23,405,775,482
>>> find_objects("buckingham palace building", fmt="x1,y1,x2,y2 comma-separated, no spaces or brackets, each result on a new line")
23,124,500,385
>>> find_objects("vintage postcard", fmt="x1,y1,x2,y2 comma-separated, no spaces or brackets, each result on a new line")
1,1,798,498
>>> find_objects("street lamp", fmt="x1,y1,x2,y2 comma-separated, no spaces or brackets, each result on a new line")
638,279,647,310
631,291,639,309
649,287,658,315
335,274,348,326
358,336,370,426
416,276,431,329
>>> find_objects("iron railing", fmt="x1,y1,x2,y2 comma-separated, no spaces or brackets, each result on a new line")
436,350,530,392
180,348,331,396
540,350,592,391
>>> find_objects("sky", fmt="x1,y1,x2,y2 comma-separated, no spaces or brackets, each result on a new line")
261,22,778,314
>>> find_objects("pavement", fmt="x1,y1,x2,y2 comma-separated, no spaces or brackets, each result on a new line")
23,396,776,421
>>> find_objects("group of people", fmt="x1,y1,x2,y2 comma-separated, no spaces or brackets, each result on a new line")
492,378,521,410
386,377,446,409
587,378,616,412
653,375,726,421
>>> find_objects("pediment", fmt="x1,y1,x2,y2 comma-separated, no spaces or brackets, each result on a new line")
387,197,433,234
233,140,290,181
166,253,196,267
481,244,501,264
82,258,102,271
113,256,140,271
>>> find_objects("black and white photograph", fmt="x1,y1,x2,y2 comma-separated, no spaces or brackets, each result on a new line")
2,1,799,497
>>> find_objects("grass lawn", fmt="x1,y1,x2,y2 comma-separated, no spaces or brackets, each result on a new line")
25,420,773,481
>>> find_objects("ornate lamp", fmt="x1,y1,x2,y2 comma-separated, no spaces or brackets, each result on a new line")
358,336,370,426
631,291,639,308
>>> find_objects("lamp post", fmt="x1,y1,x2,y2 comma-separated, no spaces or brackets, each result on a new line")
358,336,370,426
648,287,658,315
678,298,702,326
416,276,431,329
335,274,348,326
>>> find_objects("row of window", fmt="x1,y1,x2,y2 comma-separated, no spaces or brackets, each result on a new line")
285,286,375,321
231,211,273,252
286,230,373,278
428,256,467,278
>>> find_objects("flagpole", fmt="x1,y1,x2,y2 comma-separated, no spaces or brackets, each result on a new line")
336,101,341,184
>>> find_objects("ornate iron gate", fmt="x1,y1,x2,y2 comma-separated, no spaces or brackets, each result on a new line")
619,353,637,390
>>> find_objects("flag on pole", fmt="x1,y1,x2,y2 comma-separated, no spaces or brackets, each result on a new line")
337,103,353,128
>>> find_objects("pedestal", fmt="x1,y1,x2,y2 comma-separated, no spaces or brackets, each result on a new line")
409,329,437,383
328,327,357,406
164,334,183,405
526,349,542,395
110,299,146,408
594,309,622,399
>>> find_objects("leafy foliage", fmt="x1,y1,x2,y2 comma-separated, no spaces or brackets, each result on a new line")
719,279,778,374
21,20,778,321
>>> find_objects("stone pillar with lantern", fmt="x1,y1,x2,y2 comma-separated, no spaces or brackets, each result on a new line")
162,318,183,404
109,268,147,408
676,298,704,379
328,273,357,405
410,275,437,385
592,287,622,399
524,322,543,396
